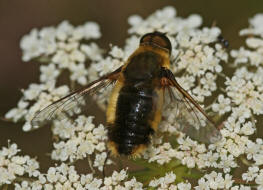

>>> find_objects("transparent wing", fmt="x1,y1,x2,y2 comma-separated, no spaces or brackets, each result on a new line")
31,67,122,128
165,84,222,144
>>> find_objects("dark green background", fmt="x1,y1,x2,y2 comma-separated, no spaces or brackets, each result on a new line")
0,0,262,171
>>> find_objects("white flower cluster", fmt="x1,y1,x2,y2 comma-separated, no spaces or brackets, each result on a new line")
144,142,177,165
225,67,263,116
195,171,234,190
102,169,143,190
242,166,263,189
128,6,202,35
143,134,237,173
149,172,176,189
5,81,69,131
14,166,143,190
172,35,226,103
148,112,261,174
212,94,231,115
51,115,112,171
231,14,263,66
20,20,102,85
0,142,40,186
20,20,101,61
6,21,104,131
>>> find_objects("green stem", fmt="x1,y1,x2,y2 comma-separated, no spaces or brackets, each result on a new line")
233,177,256,185
240,155,253,166
218,72,227,78
0,117,13,122
219,87,226,93
88,155,95,174
15,176,36,183
205,95,218,112
70,81,76,91
250,114,256,128
2,184,8,190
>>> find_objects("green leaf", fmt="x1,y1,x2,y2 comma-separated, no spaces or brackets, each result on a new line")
36,56,51,63
131,157,203,185
129,169,161,184
132,158,165,172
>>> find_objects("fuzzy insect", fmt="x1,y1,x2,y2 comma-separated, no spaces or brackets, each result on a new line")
31,31,222,156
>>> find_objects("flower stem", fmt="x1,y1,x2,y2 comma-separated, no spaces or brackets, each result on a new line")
233,177,256,185
15,176,36,183
240,155,253,166
88,155,95,174
2,184,8,190
70,80,76,91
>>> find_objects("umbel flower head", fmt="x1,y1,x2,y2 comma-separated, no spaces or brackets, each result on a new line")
2,6,263,190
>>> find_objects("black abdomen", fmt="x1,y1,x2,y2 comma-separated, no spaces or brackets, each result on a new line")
108,85,156,155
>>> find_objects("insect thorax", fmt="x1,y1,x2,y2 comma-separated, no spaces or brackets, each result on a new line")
123,51,162,83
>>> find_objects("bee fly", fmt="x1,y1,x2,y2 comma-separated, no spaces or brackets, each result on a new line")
31,31,222,156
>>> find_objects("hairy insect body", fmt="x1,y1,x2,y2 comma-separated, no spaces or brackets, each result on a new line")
107,48,167,156
31,31,222,157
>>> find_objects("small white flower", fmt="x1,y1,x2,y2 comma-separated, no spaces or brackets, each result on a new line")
81,43,103,61
82,22,101,39
200,72,217,91
240,121,255,136
51,116,108,163
51,50,72,68
128,15,143,26
176,75,195,91
40,64,60,82
110,46,124,59
14,181,31,190
177,182,191,190
195,172,234,190
149,172,176,189
0,143,40,186
5,100,28,122
212,94,231,115
20,29,44,61
240,14,263,37
246,37,263,48
46,167,59,183
93,152,107,171
242,166,259,182
56,21,74,41
255,170,263,188
70,63,88,85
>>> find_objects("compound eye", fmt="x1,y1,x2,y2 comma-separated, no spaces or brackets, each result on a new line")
140,31,172,53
